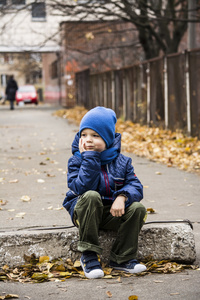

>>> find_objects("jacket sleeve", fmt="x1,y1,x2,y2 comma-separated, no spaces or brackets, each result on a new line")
113,158,143,206
67,151,101,195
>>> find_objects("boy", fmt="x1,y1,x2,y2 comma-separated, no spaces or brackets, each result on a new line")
63,106,147,279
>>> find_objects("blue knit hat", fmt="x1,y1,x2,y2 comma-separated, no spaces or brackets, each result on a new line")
79,106,117,148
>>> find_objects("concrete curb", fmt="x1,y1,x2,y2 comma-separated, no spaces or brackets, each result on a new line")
0,223,196,267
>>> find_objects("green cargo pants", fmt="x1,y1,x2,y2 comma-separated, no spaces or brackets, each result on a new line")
73,190,147,264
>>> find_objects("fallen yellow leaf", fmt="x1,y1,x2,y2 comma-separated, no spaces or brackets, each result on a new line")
55,265,66,272
53,207,63,210
21,195,31,202
0,200,8,205
128,296,138,300
37,179,45,183
103,275,113,279
147,208,156,214
0,295,19,299
9,179,19,183
170,293,180,296
2,265,9,271
31,273,48,281
39,256,50,263
106,291,112,298
103,267,113,275
15,212,26,218
73,260,81,268
59,272,72,277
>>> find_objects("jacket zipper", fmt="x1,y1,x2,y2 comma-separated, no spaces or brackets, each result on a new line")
101,166,111,196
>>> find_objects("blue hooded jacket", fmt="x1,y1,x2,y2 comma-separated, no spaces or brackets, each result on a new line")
63,132,143,223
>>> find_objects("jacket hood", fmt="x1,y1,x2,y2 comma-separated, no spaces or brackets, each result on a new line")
71,132,121,155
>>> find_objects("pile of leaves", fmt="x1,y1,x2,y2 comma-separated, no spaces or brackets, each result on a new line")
0,254,198,283
53,106,87,125
54,107,200,174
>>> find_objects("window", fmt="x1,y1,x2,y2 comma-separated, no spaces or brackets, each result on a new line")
51,60,58,79
0,54,13,64
0,74,9,87
77,0,105,3
32,2,46,20
0,0,7,5
11,0,25,5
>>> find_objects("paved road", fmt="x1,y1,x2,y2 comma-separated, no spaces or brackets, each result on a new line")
0,104,200,300
0,104,73,230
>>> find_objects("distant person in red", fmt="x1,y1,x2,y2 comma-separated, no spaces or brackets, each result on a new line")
5,75,18,110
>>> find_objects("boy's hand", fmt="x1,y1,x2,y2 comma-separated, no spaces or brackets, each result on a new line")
79,138,87,153
110,195,126,217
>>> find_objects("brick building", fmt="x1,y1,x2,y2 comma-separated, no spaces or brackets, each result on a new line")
42,20,141,107
42,18,200,107
0,0,67,101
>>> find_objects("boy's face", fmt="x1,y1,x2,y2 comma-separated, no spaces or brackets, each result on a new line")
80,129,106,153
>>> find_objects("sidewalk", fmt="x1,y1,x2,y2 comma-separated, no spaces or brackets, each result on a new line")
0,104,200,300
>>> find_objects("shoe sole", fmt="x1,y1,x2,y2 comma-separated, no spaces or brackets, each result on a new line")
110,265,147,274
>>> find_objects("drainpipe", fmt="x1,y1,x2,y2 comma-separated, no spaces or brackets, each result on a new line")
185,50,191,136
103,74,107,107
123,75,126,120
164,56,169,129
111,71,115,111
56,51,61,106
188,0,196,50
146,63,150,126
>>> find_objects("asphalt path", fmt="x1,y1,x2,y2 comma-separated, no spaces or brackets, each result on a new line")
0,104,200,300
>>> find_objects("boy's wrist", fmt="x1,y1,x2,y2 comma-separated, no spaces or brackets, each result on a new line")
118,194,128,202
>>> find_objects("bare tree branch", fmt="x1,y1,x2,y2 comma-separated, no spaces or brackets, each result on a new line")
1,0,200,59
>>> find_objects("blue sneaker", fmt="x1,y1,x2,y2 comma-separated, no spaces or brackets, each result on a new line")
110,259,147,274
80,251,104,279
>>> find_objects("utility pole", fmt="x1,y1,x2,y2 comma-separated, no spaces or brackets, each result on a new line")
188,0,196,50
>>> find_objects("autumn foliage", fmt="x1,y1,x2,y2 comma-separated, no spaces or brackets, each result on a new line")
54,106,200,175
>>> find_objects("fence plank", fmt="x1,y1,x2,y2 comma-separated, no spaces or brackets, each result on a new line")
75,50,200,137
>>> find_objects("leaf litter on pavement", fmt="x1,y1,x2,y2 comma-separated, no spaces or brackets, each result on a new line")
53,106,200,175
1,107,198,290
0,254,198,284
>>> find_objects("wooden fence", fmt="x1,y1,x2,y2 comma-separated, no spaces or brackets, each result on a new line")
75,49,200,137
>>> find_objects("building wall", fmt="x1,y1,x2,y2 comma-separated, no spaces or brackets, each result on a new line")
60,20,141,107
179,22,200,51
0,52,43,100
0,0,65,52
0,0,68,102
1,2,199,106
60,20,200,107
42,52,66,104
0,54,25,98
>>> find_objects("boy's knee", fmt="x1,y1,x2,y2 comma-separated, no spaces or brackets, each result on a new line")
82,190,102,207
84,190,101,199
129,202,146,217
